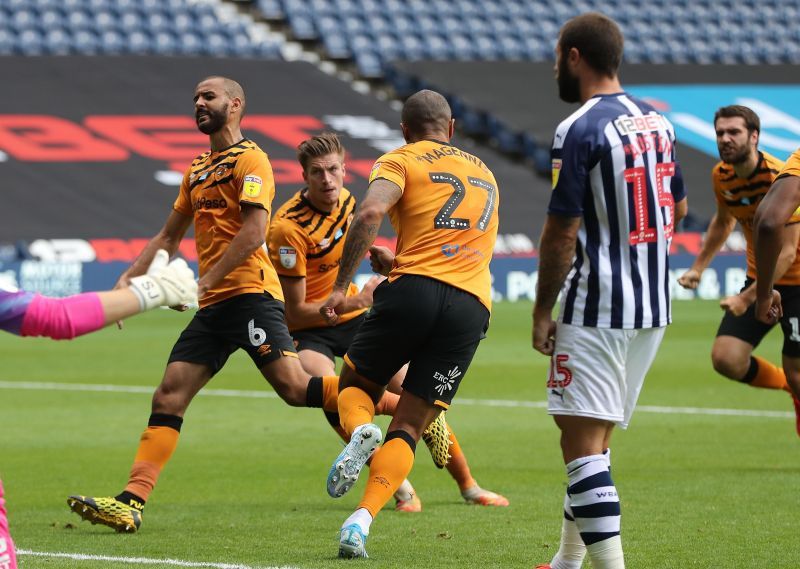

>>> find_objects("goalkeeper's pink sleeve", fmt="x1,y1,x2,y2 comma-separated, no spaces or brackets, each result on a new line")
0,480,17,569
20,292,105,340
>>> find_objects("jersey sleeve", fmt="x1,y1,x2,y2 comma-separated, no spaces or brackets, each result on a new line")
173,168,193,216
368,149,408,192
548,120,589,217
234,148,276,214
268,219,308,278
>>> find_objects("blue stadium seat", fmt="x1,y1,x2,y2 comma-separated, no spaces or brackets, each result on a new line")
0,28,14,55
71,28,98,54
322,33,351,59
98,29,125,54
349,33,373,56
151,31,177,55
11,9,38,32
449,34,476,60
93,10,117,31
354,50,383,78
65,9,93,30
43,27,71,54
143,12,171,32
374,34,401,61
364,14,390,35
177,31,203,56
172,13,194,34
425,35,451,60
253,39,283,59
38,9,64,30
257,0,284,20
342,15,366,35
289,15,317,40
126,30,151,55
315,15,339,35
17,28,44,54
397,34,426,60
473,35,499,60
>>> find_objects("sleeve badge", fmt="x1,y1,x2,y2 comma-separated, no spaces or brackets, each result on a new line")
279,246,297,269
243,174,263,198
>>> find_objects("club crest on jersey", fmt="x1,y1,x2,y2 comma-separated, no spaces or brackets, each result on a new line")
369,162,382,183
279,246,297,269
551,159,562,189
243,174,262,198
214,164,230,180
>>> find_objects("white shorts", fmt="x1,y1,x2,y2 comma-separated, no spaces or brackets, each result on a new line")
546,323,665,429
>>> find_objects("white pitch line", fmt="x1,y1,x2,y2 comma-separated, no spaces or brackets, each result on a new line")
0,380,792,419
16,549,299,569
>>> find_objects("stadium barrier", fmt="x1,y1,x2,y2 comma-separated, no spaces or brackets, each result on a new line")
0,253,748,303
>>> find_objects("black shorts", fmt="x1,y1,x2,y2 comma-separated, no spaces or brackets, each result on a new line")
345,275,490,409
292,312,366,362
717,279,800,356
168,293,297,375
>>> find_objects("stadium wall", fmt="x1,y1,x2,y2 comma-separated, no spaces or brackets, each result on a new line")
0,254,747,303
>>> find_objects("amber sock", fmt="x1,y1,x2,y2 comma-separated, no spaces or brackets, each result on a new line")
445,430,477,491
374,391,399,416
338,386,376,436
321,376,340,411
358,431,416,518
122,413,182,502
744,356,790,392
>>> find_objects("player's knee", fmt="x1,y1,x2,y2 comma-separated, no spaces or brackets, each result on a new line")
152,383,190,415
273,381,307,406
710,349,745,380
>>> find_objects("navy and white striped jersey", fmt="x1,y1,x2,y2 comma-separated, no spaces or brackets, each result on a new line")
548,92,686,329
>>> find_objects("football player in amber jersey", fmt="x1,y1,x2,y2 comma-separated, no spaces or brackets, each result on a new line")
66,76,404,534
317,91,500,558
270,133,508,513
679,106,800,434
755,146,800,391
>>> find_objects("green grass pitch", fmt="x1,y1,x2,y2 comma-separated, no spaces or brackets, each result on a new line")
1,300,797,568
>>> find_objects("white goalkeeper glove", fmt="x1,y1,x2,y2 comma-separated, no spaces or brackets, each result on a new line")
128,249,198,311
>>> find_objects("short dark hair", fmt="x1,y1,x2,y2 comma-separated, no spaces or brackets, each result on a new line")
297,132,345,171
558,12,624,77
401,89,452,136
714,105,760,134
200,76,246,117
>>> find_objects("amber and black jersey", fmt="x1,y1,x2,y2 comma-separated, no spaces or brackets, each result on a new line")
779,148,800,181
369,139,499,310
269,188,364,330
712,150,800,285
174,139,283,307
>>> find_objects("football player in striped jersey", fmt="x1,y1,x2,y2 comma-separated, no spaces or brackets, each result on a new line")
533,13,687,569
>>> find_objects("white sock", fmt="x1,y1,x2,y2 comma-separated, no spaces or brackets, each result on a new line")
586,535,624,569
461,483,484,501
566,454,623,569
394,479,414,502
550,492,586,569
342,508,373,534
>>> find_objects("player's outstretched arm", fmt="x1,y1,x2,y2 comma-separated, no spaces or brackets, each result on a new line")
678,202,734,290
